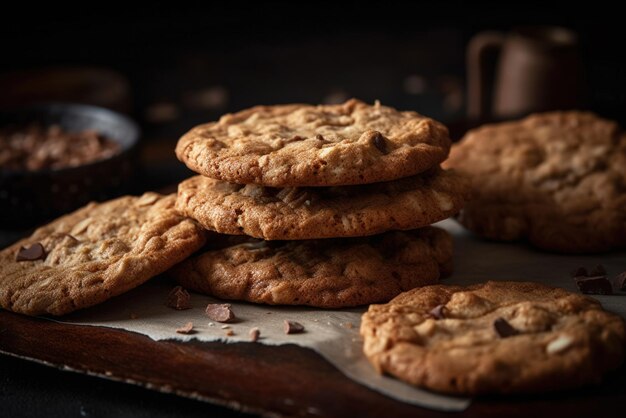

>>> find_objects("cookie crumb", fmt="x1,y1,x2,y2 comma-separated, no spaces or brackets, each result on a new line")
221,324,231,329
284,320,305,334
205,303,235,322
225,329,235,336
176,322,194,334
166,286,191,310
342,322,354,329
249,327,260,342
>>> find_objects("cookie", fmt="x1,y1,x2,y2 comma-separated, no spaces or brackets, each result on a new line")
175,99,451,187
445,111,626,253
361,281,625,395
0,193,206,316
170,227,452,308
176,167,469,240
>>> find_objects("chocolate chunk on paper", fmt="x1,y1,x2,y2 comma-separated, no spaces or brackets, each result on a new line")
166,286,191,310
284,320,305,334
574,276,613,295
206,303,235,323
176,322,194,334
249,327,260,342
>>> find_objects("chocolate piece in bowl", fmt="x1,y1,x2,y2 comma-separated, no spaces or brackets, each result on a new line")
572,265,613,295
0,103,139,228
0,124,121,172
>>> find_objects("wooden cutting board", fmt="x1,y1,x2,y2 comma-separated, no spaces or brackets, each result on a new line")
1,309,625,418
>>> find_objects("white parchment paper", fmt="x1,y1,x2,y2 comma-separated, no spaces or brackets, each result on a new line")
55,220,626,412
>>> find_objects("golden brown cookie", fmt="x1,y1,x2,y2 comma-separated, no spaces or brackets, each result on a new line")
445,111,626,253
361,281,625,395
0,193,206,316
175,99,451,186
176,168,468,240
170,227,452,308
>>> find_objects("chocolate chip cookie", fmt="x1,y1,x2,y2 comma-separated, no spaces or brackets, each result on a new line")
445,111,626,253
0,193,206,316
361,281,625,395
175,99,451,187
176,167,469,240
170,227,452,308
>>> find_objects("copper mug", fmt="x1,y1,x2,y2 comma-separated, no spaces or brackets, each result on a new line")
467,26,584,119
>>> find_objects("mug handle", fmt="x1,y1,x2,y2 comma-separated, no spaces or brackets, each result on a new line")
467,31,505,120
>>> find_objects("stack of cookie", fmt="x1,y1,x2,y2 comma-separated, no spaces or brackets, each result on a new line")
171,99,469,308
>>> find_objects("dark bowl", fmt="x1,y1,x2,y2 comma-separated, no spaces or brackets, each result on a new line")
0,103,140,229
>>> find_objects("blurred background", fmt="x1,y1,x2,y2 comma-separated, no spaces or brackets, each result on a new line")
1,1,625,222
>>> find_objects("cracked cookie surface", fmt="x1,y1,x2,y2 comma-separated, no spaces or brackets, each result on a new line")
0,193,206,316
175,99,451,187
171,227,452,308
445,111,626,253
361,281,625,395
176,168,469,240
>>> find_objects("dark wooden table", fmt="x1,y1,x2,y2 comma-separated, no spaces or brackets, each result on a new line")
1,309,625,418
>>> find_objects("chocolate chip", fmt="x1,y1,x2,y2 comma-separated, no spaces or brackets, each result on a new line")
315,134,325,141
494,317,519,338
15,243,47,262
205,303,235,323
284,320,305,334
571,267,588,278
176,322,194,334
429,304,445,319
589,265,607,277
371,132,388,154
249,327,260,342
614,271,626,292
166,286,191,310
575,276,613,295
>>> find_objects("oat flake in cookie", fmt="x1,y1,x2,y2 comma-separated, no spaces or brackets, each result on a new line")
0,193,206,316
445,111,626,253
360,281,625,395
176,167,469,240
175,99,451,187
170,227,452,308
